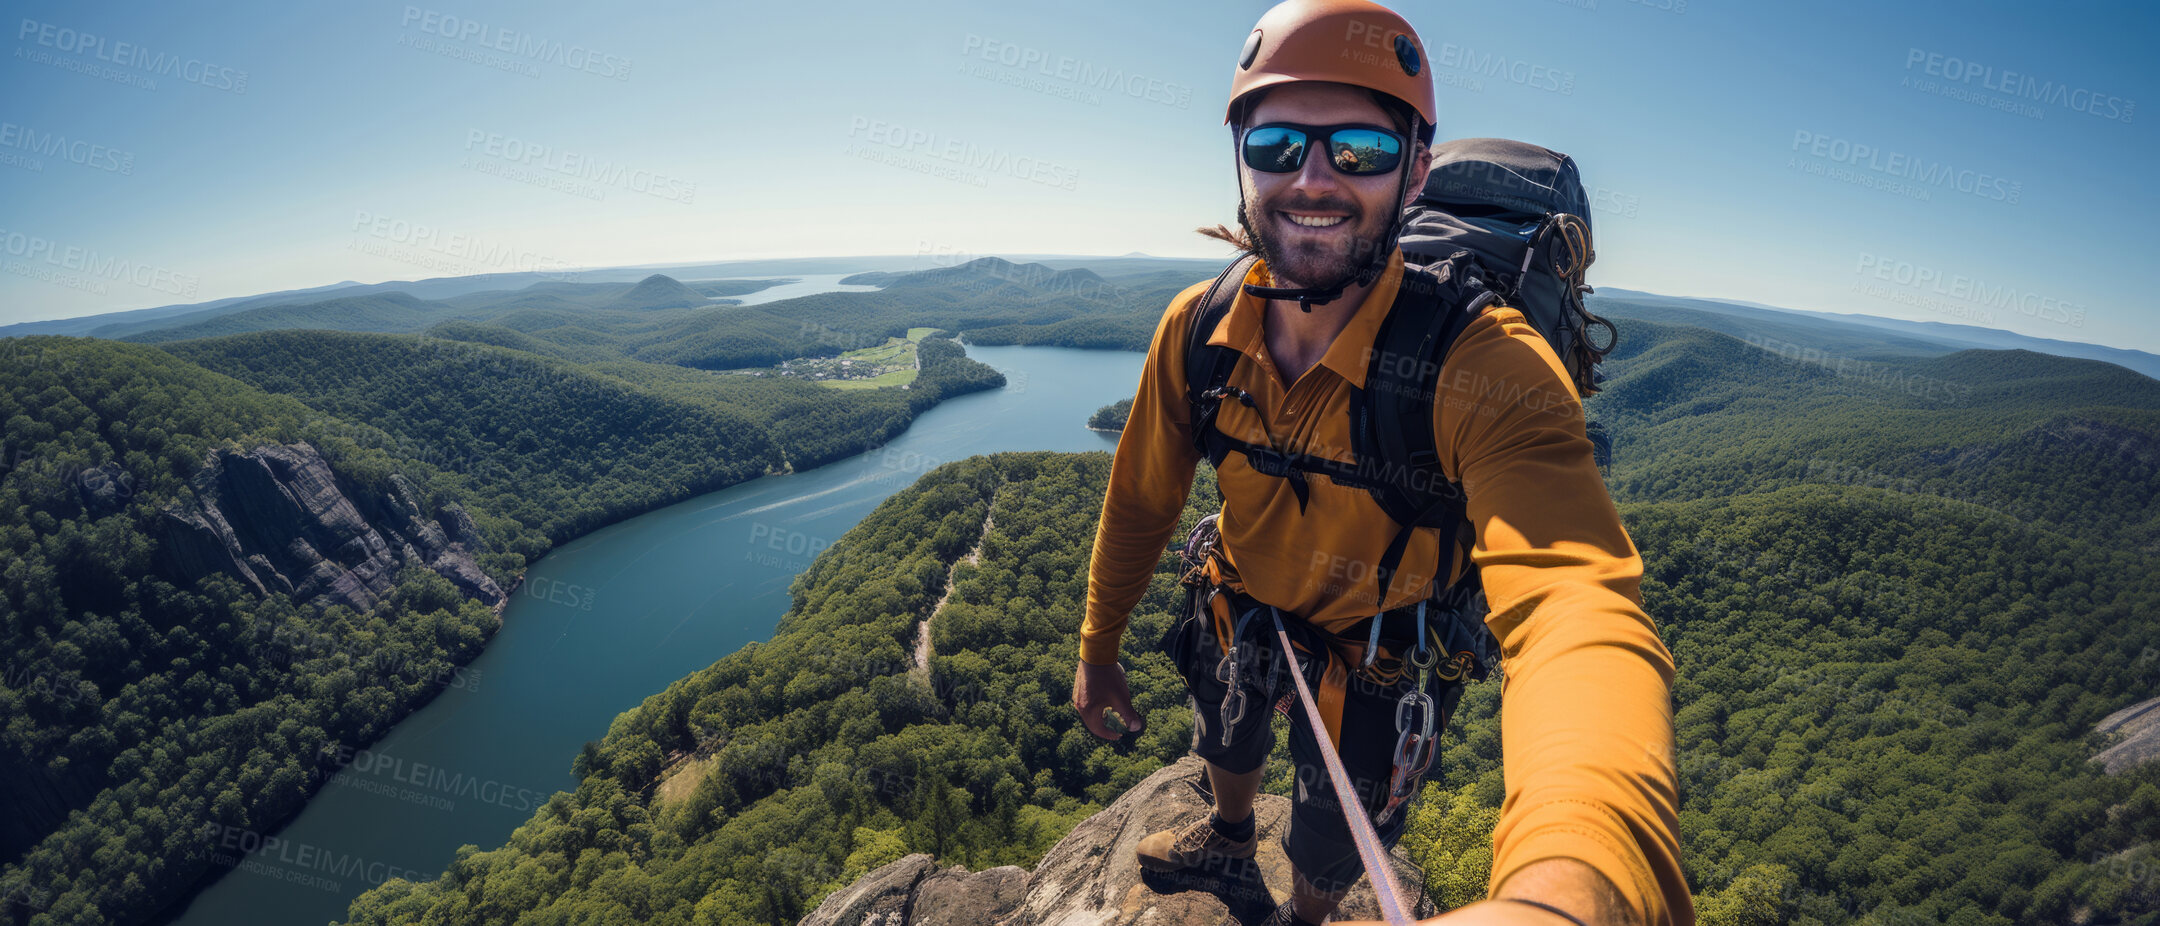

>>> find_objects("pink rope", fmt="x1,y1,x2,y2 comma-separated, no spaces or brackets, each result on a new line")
1270,608,1414,926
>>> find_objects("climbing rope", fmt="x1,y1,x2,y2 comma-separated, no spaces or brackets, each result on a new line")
1267,605,1415,926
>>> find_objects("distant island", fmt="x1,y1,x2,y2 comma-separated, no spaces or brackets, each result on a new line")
1087,397,1131,432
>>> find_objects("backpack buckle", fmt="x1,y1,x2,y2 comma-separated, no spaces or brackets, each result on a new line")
1202,385,1256,408
1245,448,1293,478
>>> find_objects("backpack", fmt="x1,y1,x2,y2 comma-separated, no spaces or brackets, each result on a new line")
1183,138,1617,668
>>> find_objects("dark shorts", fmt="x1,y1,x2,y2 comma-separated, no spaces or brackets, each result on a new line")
1158,583,1465,895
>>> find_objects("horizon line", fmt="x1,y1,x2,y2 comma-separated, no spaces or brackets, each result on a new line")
5,254,2151,360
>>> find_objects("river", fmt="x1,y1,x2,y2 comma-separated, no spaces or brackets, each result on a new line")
164,342,1142,925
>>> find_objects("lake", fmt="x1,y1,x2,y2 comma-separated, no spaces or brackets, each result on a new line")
162,342,1143,925
720,273,883,305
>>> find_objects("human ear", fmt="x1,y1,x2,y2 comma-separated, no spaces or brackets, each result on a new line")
1401,141,1430,209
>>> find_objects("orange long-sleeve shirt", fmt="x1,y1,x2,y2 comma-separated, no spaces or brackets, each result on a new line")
1082,250,1691,926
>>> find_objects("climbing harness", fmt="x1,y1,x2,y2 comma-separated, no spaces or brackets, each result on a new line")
1174,510,1490,923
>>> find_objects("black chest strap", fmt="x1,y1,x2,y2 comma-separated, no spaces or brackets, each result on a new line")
1182,252,1491,609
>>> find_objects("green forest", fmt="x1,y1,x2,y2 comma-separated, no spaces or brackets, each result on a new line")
337,452,1203,926
0,277,1014,925
331,314,2160,926
0,337,504,925
6,258,2159,926
1087,397,1132,432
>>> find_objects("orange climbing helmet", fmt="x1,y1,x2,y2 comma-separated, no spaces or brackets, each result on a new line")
1226,0,1436,133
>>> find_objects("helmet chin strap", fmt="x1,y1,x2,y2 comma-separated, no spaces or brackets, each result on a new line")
1232,118,1419,314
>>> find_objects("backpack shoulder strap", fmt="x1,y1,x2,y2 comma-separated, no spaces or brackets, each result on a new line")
1351,256,1497,607
1185,253,1261,465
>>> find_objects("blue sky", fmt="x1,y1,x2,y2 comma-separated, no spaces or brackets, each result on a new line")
3,0,2154,350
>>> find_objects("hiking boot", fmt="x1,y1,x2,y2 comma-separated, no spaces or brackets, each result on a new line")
1135,812,1258,873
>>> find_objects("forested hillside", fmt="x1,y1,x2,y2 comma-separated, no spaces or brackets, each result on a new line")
92,275,786,343
93,259,1192,369
337,316,2160,926
0,337,504,925
164,330,783,547
1592,319,2160,551
1,306,1010,924
337,453,1213,925
1408,483,2160,924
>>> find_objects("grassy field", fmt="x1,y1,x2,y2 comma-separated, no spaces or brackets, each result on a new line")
813,334,922,389
820,367,917,390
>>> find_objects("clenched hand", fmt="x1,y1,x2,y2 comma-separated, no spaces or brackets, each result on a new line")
1072,659,1145,740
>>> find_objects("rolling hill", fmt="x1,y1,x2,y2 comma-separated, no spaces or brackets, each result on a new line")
332,318,2160,926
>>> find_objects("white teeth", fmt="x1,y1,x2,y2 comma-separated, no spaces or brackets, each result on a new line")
1285,213,1346,228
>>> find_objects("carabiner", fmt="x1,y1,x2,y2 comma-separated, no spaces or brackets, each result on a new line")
1410,600,1437,672
1393,689,1435,738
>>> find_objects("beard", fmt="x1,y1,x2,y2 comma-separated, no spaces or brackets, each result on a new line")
1239,189,1394,295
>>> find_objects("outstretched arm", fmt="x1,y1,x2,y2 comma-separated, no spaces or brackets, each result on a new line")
1432,304,1690,926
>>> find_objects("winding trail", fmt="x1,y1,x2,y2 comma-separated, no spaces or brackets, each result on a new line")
915,501,999,674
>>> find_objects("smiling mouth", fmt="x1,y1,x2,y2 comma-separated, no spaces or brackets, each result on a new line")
1280,210,1349,229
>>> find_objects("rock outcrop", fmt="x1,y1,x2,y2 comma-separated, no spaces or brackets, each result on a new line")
801,755,1437,926
2094,696,2160,774
156,441,504,613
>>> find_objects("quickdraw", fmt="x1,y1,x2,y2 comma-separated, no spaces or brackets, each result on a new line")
1214,604,1263,747
1377,601,1440,826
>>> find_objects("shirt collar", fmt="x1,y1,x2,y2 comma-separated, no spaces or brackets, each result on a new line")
1206,249,1406,386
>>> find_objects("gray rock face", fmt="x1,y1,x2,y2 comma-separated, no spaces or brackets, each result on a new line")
156,441,505,613
800,855,1028,926
801,755,1436,926
2095,696,2160,774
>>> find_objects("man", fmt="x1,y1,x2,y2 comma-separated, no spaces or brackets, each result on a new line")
1070,2,1690,925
